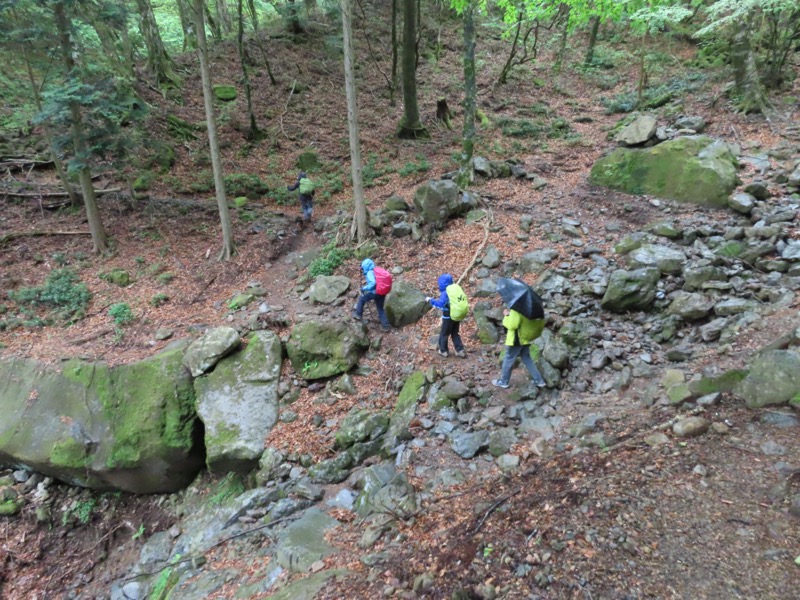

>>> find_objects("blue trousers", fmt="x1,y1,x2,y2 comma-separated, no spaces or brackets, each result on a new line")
299,194,313,220
498,344,545,386
355,292,389,327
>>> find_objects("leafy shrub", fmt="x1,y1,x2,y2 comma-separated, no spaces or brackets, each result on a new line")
496,116,572,139
224,173,270,199
157,272,175,285
362,155,394,188
9,268,91,323
108,303,134,326
150,293,169,307
308,242,353,277
399,155,430,176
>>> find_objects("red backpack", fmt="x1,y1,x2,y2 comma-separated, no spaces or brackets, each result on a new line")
373,267,393,296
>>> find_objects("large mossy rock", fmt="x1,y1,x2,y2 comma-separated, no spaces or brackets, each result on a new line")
286,318,369,380
413,180,473,228
384,280,430,326
212,85,237,101
734,350,800,408
589,136,739,207
601,268,660,312
195,331,282,474
383,371,427,453
0,347,202,493
335,409,389,449
627,244,687,275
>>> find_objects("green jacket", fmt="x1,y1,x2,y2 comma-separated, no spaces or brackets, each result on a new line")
502,310,544,346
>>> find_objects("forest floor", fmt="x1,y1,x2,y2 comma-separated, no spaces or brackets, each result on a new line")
1,7,800,600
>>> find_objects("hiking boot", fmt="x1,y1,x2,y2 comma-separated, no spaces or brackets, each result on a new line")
437,350,449,358
535,380,547,388
351,311,362,322
455,350,467,358
492,379,510,389
381,324,391,332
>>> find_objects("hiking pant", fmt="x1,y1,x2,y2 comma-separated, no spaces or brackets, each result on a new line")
438,318,464,354
299,194,313,220
356,292,389,327
498,344,545,386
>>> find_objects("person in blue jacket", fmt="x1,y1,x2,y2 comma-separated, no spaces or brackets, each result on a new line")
425,273,466,358
352,258,390,331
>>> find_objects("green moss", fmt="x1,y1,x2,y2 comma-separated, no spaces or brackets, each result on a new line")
689,369,749,397
50,437,89,468
213,85,237,101
209,473,246,506
0,499,21,516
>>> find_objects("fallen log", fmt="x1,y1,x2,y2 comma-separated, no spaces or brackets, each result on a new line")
1,187,121,199
0,230,91,245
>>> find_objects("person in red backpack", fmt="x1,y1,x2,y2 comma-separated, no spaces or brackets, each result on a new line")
352,258,391,331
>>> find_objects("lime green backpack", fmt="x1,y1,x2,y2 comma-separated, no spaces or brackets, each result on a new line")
446,283,469,321
298,177,315,195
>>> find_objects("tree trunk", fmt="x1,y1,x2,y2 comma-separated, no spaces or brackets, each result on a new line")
246,0,277,85
390,0,398,106
193,0,235,259
397,0,428,139
136,0,180,86
236,0,260,138
341,0,368,242
216,0,232,36
456,1,476,189
585,15,600,66
21,45,80,207
731,23,767,113
205,0,222,39
176,0,196,50
286,0,304,34
53,1,108,253
553,6,570,74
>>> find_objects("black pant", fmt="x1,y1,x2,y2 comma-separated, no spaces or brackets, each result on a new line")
438,318,464,353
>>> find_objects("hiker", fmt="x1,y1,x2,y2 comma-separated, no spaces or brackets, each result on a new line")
287,171,315,222
352,258,391,331
492,307,547,389
425,273,467,358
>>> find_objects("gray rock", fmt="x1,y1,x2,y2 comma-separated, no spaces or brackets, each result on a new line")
781,241,800,262
714,298,756,317
122,581,142,600
391,222,412,238
355,463,417,519
683,265,726,291
308,275,350,304
519,249,558,275
672,417,709,438
195,331,282,473
759,411,798,428
488,428,518,457
700,318,728,342
627,244,687,275
183,327,240,377
482,245,502,268
474,156,493,177
385,195,410,211
590,349,609,370
308,452,353,484
449,430,489,459
413,180,474,227
760,440,786,456
601,268,660,312
615,115,657,146
326,488,356,510
667,291,714,321
674,115,705,132
275,508,338,573
728,192,755,215
384,280,431,326
734,349,800,408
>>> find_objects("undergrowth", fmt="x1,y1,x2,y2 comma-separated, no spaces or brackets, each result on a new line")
308,241,353,277
8,268,91,324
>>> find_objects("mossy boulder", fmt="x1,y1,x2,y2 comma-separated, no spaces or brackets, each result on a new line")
335,409,389,449
413,180,475,228
734,350,800,408
286,317,369,380
384,280,430,327
213,85,237,102
590,136,739,207
383,371,426,453
308,275,350,304
195,331,282,474
0,347,202,493
104,268,131,287
601,268,660,312
183,327,241,377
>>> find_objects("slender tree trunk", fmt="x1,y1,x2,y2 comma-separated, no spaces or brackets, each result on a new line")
237,0,260,138
205,0,222,39
390,0,398,106
136,0,180,86
53,1,108,253
341,0,368,242
193,0,235,259
176,0,196,50
456,1,476,189
21,45,80,207
731,21,767,113
553,6,570,74
585,15,600,66
246,0,277,85
216,0,232,36
397,0,428,139
286,0,304,34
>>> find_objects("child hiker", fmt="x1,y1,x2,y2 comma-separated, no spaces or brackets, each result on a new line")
426,273,467,358
287,171,315,222
352,258,391,332
492,307,546,389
